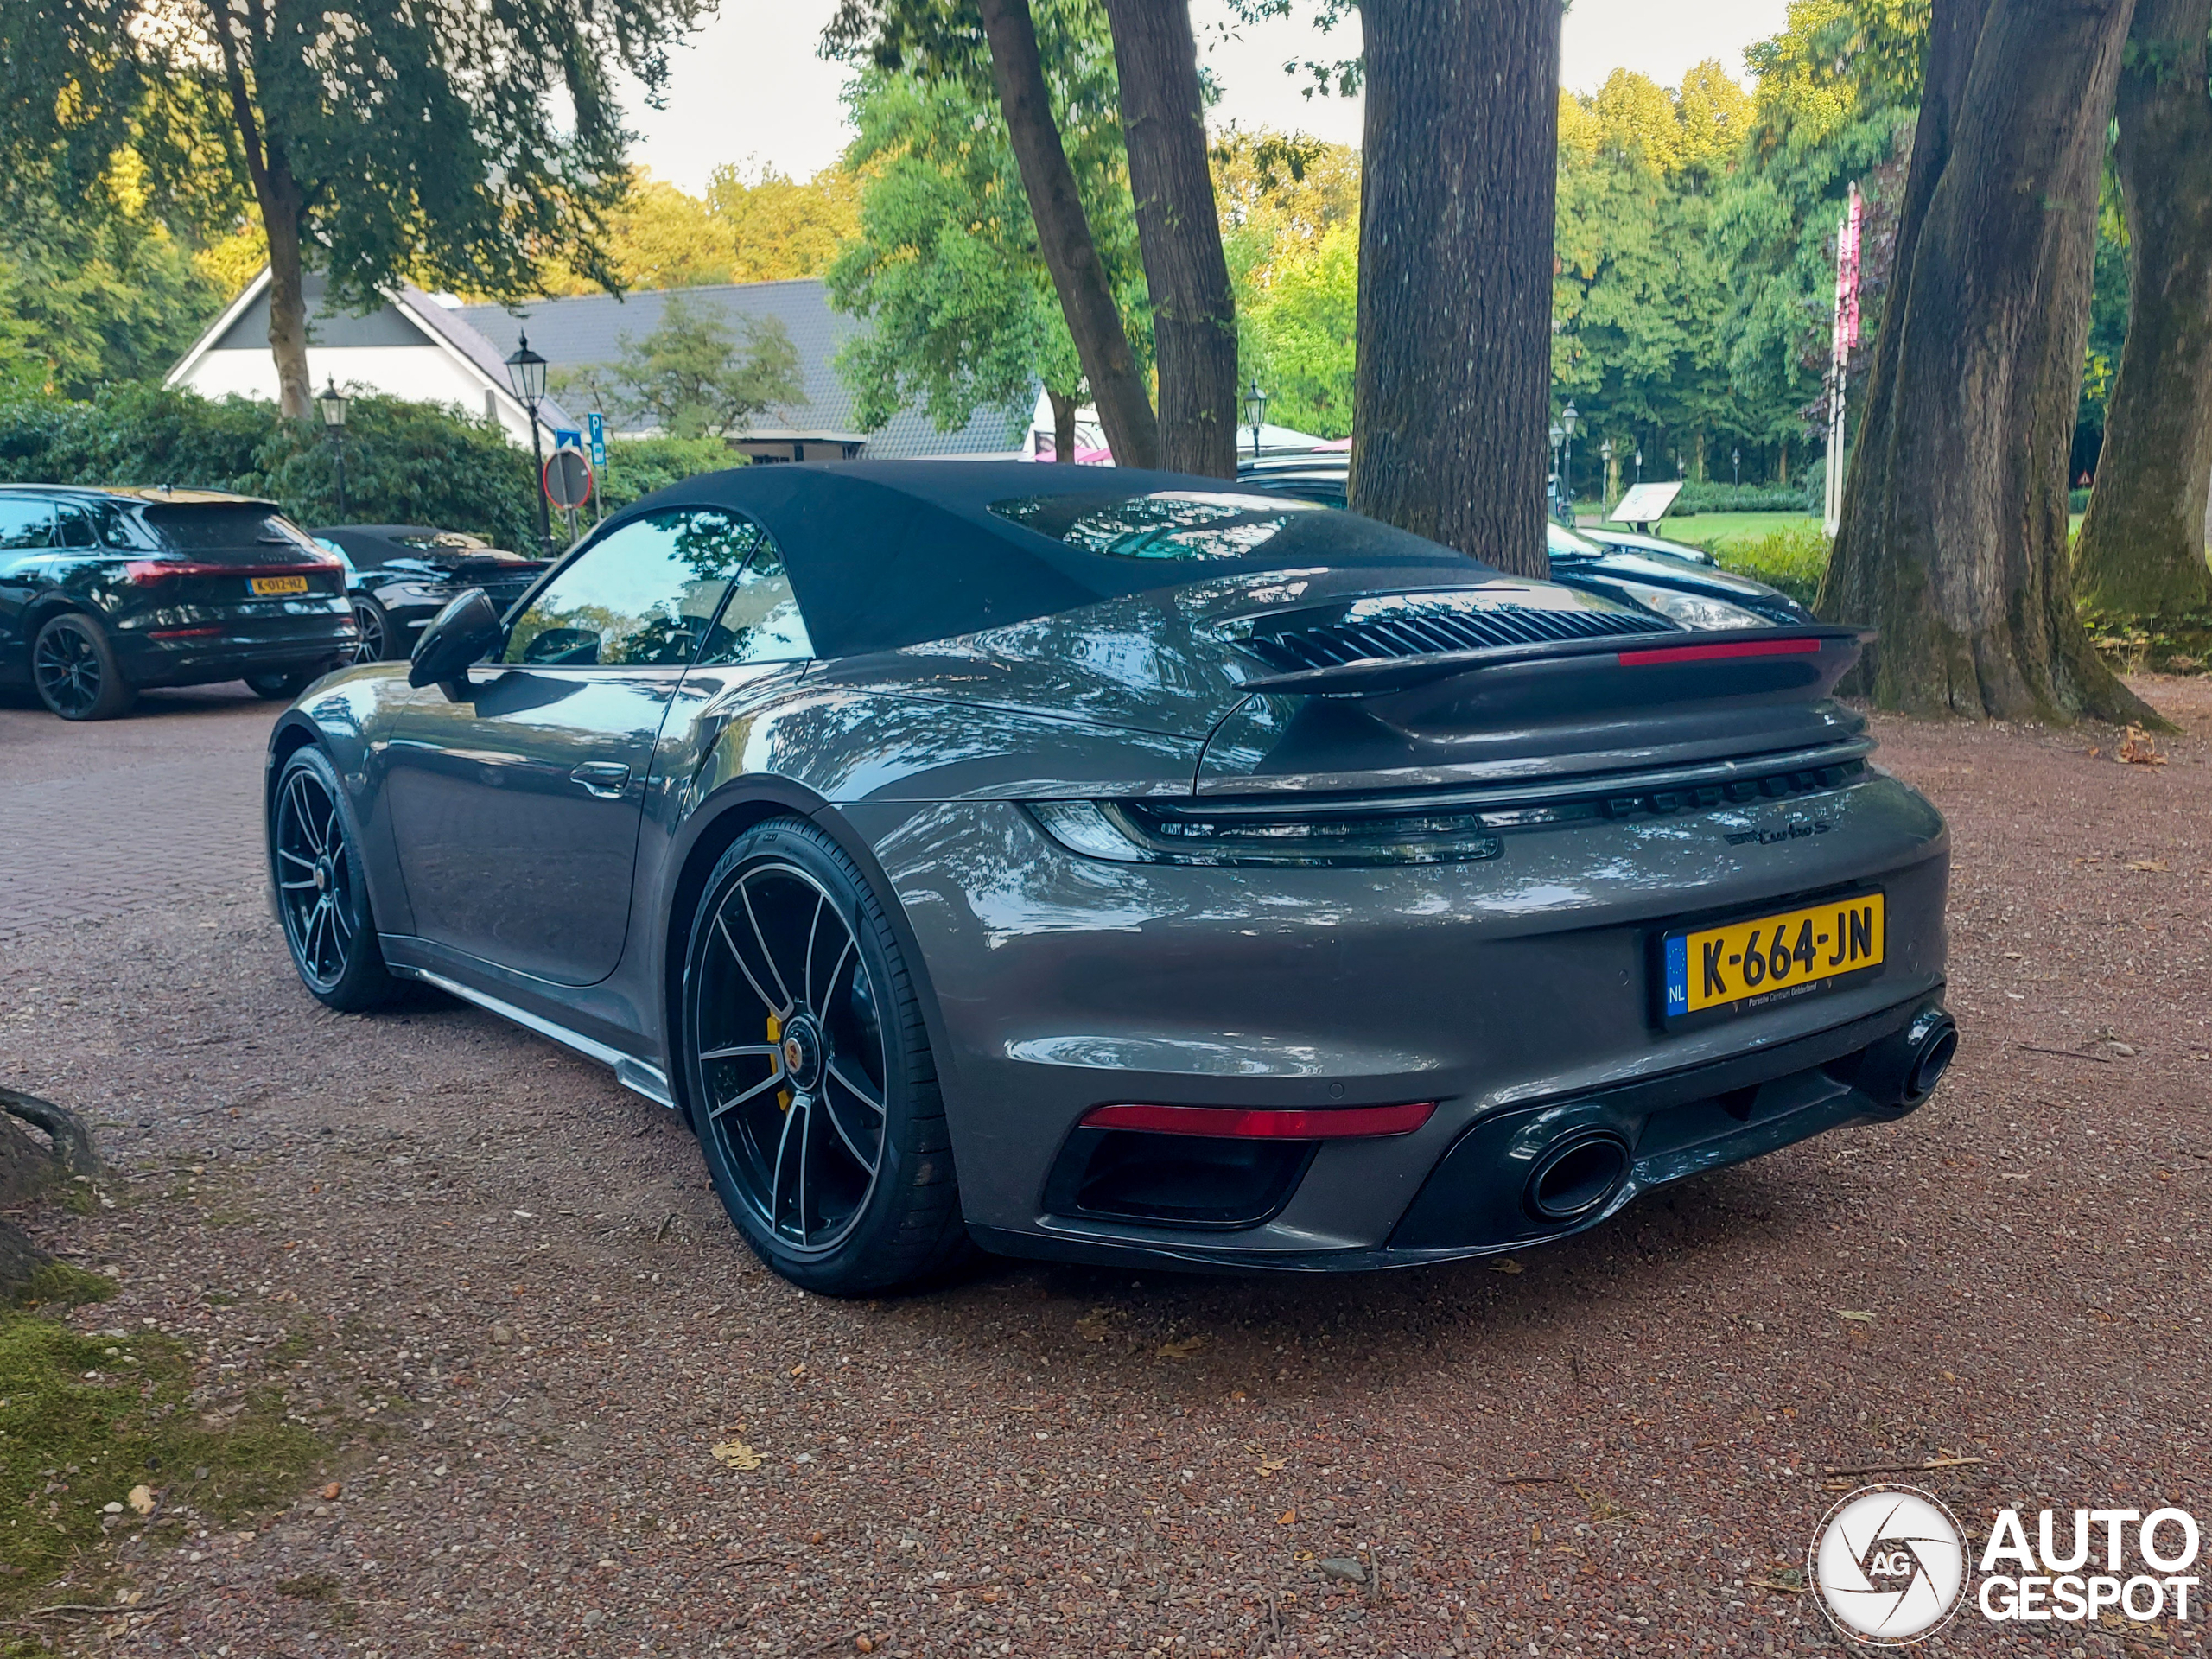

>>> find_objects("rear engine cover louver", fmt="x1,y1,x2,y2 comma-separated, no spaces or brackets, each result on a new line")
1240,604,1673,672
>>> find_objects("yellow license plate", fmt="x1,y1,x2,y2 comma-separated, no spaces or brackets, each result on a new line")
250,575,310,595
1663,892,1885,1021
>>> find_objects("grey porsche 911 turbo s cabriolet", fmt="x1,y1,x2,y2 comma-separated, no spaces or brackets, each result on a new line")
264,462,1957,1294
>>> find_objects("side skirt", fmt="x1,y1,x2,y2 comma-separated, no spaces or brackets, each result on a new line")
389,963,676,1110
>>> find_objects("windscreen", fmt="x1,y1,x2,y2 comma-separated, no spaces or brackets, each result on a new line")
145,505,325,563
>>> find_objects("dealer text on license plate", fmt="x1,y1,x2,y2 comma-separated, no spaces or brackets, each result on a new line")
1662,892,1885,1021
250,575,310,596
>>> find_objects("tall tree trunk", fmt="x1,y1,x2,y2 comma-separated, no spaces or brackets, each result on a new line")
261,156,314,420
1349,0,1558,578
2071,0,2212,618
976,0,1160,469
215,15,314,418
1046,385,1079,461
1821,0,2158,723
1101,0,1237,478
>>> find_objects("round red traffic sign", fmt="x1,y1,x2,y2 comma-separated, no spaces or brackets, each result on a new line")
543,448,593,510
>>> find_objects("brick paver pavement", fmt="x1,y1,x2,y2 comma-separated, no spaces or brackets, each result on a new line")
0,685,278,938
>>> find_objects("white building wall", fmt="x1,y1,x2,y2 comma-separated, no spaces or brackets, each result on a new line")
176,345,539,447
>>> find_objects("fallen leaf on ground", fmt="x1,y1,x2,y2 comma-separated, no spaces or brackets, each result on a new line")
1489,1259,1524,1274
2124,859,2169,873
320,1482,341,1501
711,1440,762,1471
2119,726,2168,766
1257,1456,1287,1478
1074,1307,1115,1342
126,1484,155,1516
1836,1310,1876,1323
1156,1336,1205,1360
1278,1509,1297,1525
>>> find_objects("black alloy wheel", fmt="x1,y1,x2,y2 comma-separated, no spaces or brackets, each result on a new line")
350,597,390,664
31,613,136,721
684,819,969,1294
270,747,400,1011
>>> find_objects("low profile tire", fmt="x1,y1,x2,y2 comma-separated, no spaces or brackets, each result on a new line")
682,817,969,1295
350,597,392,664
270,746,403,1012
245,669,313,701
31,613,136,721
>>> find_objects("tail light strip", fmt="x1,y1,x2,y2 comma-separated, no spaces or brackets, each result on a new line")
1078,1101,1436,1140
1617,637,1823,667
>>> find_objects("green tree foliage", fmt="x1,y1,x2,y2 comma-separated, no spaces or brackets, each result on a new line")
0,152,221,397
1216,130,1362,438
1552,67,1752,482
825,20,1149,442
553,295,804,439
0,387,539,547
0,0,709,416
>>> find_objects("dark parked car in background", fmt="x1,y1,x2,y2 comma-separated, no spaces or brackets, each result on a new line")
312,526,548,664
0,486,354,720
1236,456,1812,628
265,462,1955,1295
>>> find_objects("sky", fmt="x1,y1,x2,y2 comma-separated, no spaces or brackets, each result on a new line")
626,0,1794,196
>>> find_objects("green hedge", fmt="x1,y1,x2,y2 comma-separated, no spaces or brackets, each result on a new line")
1663,480,1817,516
1705,523,1830,607
0,389,744,549
0,386,543,547
595,435,741,514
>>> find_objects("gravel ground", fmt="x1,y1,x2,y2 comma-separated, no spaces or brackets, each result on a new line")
3,678,2208,1658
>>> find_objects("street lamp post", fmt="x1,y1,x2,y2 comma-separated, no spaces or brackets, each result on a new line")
1732,446,1742,489
1244,382,1268,461
315,378,350,521
1634,448,1643,485
505,331,551,554
1548,422,1565,519
1599,438,1614,506
1560,403,1578,521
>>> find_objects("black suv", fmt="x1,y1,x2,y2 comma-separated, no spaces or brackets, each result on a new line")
0,486,355,720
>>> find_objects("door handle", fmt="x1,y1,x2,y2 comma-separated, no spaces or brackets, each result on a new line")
570,761,631,798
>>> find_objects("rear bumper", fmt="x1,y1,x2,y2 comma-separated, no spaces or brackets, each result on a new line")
969,992,1949,1274
114,605,356,688
856,769,1953,1270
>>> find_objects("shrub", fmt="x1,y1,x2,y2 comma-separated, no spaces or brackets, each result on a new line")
595,435,741,514
1663,480,1817,516
1704,523,1831,608
2069,486,2092,515
0,386,539,547
251,395,537,547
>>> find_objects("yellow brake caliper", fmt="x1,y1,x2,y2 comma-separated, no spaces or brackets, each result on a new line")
766,1011,792,1111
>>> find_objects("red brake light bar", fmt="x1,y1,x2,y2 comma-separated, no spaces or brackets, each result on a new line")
1617,637,1824,667
123,558,338,584
1078,1101,1436,1140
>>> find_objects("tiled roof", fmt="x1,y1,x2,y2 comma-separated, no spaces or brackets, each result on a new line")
455,280,1033,459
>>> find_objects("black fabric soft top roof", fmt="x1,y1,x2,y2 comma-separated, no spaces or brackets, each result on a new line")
619,461,1482,659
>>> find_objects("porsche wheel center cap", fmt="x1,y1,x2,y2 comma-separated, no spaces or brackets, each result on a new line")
314,859,331,893
779,1018,824,1092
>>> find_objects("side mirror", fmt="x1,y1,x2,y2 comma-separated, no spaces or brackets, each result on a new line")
408,588,503,694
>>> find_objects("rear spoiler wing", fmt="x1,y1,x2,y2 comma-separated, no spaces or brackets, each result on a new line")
1241,626,1869,711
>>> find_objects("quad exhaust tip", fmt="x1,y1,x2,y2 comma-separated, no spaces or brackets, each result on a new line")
1524,1131,1632,1223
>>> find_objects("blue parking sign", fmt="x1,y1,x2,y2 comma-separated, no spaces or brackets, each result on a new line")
587,410,607,467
